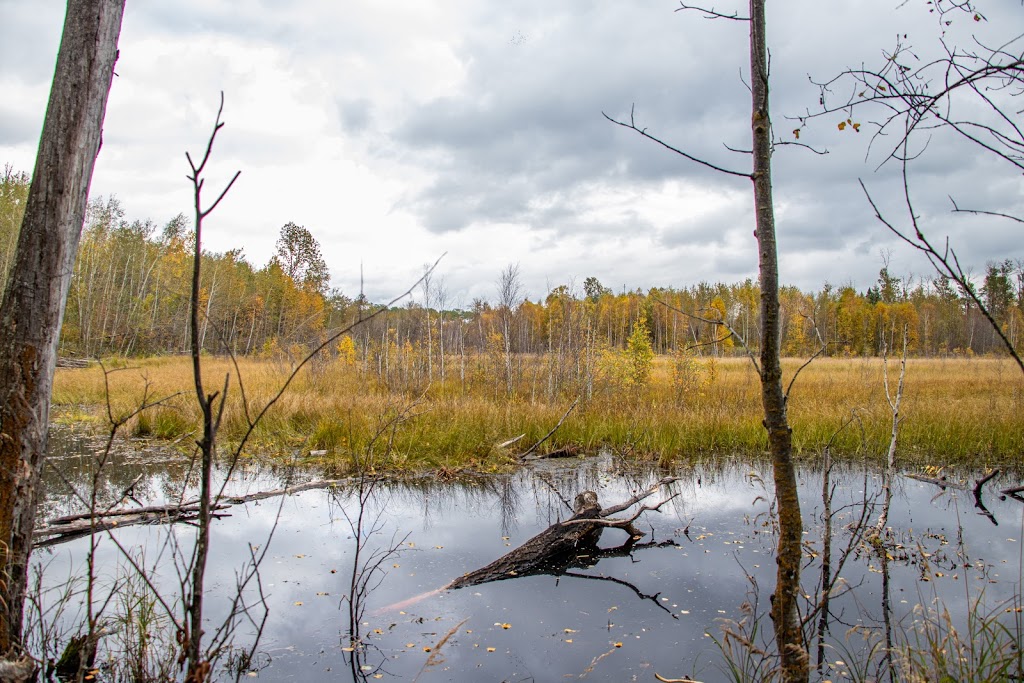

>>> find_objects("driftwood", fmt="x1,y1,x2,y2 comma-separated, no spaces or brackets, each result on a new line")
33,503,231,547
34,478,356,546
447,476,678,590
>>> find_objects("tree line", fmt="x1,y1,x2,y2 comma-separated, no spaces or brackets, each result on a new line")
1,168,1022,368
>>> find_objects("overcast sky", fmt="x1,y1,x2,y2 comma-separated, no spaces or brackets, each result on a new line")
1,1,1021,305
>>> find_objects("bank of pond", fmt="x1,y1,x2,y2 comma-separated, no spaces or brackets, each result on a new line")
31,427,1024,681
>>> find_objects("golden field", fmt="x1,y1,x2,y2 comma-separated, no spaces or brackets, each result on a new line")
51,355,1023,471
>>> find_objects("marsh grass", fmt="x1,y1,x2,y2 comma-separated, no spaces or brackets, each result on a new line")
51,355,1024,470
896,596,1024,683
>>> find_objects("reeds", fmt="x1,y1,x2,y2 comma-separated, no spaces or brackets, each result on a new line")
51,355,1024,469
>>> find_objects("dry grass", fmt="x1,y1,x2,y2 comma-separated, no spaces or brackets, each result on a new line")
51,355,1024,470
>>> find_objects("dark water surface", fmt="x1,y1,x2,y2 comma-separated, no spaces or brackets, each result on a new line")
38,428,1024,682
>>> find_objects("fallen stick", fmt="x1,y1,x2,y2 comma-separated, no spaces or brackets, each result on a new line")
519,397,579,459
35,478,357,547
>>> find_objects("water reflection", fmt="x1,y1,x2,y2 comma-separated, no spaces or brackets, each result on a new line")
36,429,1024,682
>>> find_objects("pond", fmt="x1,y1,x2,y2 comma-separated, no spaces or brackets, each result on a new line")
35,428,1024,682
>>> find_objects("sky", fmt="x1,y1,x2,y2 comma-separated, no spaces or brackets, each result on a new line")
1,1,1022,306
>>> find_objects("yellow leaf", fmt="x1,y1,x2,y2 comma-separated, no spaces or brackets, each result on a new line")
486,647,496,653
852,123,861,132
565,639,573,643
792,129,800,139
294,601,303,606
501,623,511,629
614,642,623,648
423,646,431,652
838,122,847,131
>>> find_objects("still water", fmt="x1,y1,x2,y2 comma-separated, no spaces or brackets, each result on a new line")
37,427,1024,681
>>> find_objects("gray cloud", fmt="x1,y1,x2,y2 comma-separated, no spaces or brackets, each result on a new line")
2,0,1020,304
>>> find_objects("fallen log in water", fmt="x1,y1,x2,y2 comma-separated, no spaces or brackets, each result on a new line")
446,476,679,590
34,478,357,546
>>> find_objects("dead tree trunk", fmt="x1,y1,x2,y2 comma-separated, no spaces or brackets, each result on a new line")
448,477,677,590
0,0,125,655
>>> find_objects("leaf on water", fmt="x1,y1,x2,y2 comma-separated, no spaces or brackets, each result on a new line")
405,643,415,648
434,545,444,549
614,642,623,648
294,601,303,606
501,623,511,629
393,564,400,568
373,628,383,634
423,647,431,652
342,647,355,652
407,542,415,548
564,629,577,633
565,639,573,644
295,554,306,558
486,647,496,653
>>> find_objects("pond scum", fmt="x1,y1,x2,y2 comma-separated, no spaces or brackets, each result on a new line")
52,354,1024,470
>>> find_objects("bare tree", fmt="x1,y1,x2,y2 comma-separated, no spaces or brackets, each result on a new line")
497,263,523,396
607,1,807,679
810,1,1024,373
0,0,125,658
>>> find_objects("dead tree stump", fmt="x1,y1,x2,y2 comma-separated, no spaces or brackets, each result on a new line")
447,477,677,590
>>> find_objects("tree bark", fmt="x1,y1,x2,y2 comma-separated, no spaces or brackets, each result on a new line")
749,1,807,680
0,0,125,654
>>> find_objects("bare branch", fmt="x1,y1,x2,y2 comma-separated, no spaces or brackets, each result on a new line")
950,196,1024,224
860,178,1024,375
675,2,749,21
604,106,752,179
654,296,761,377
